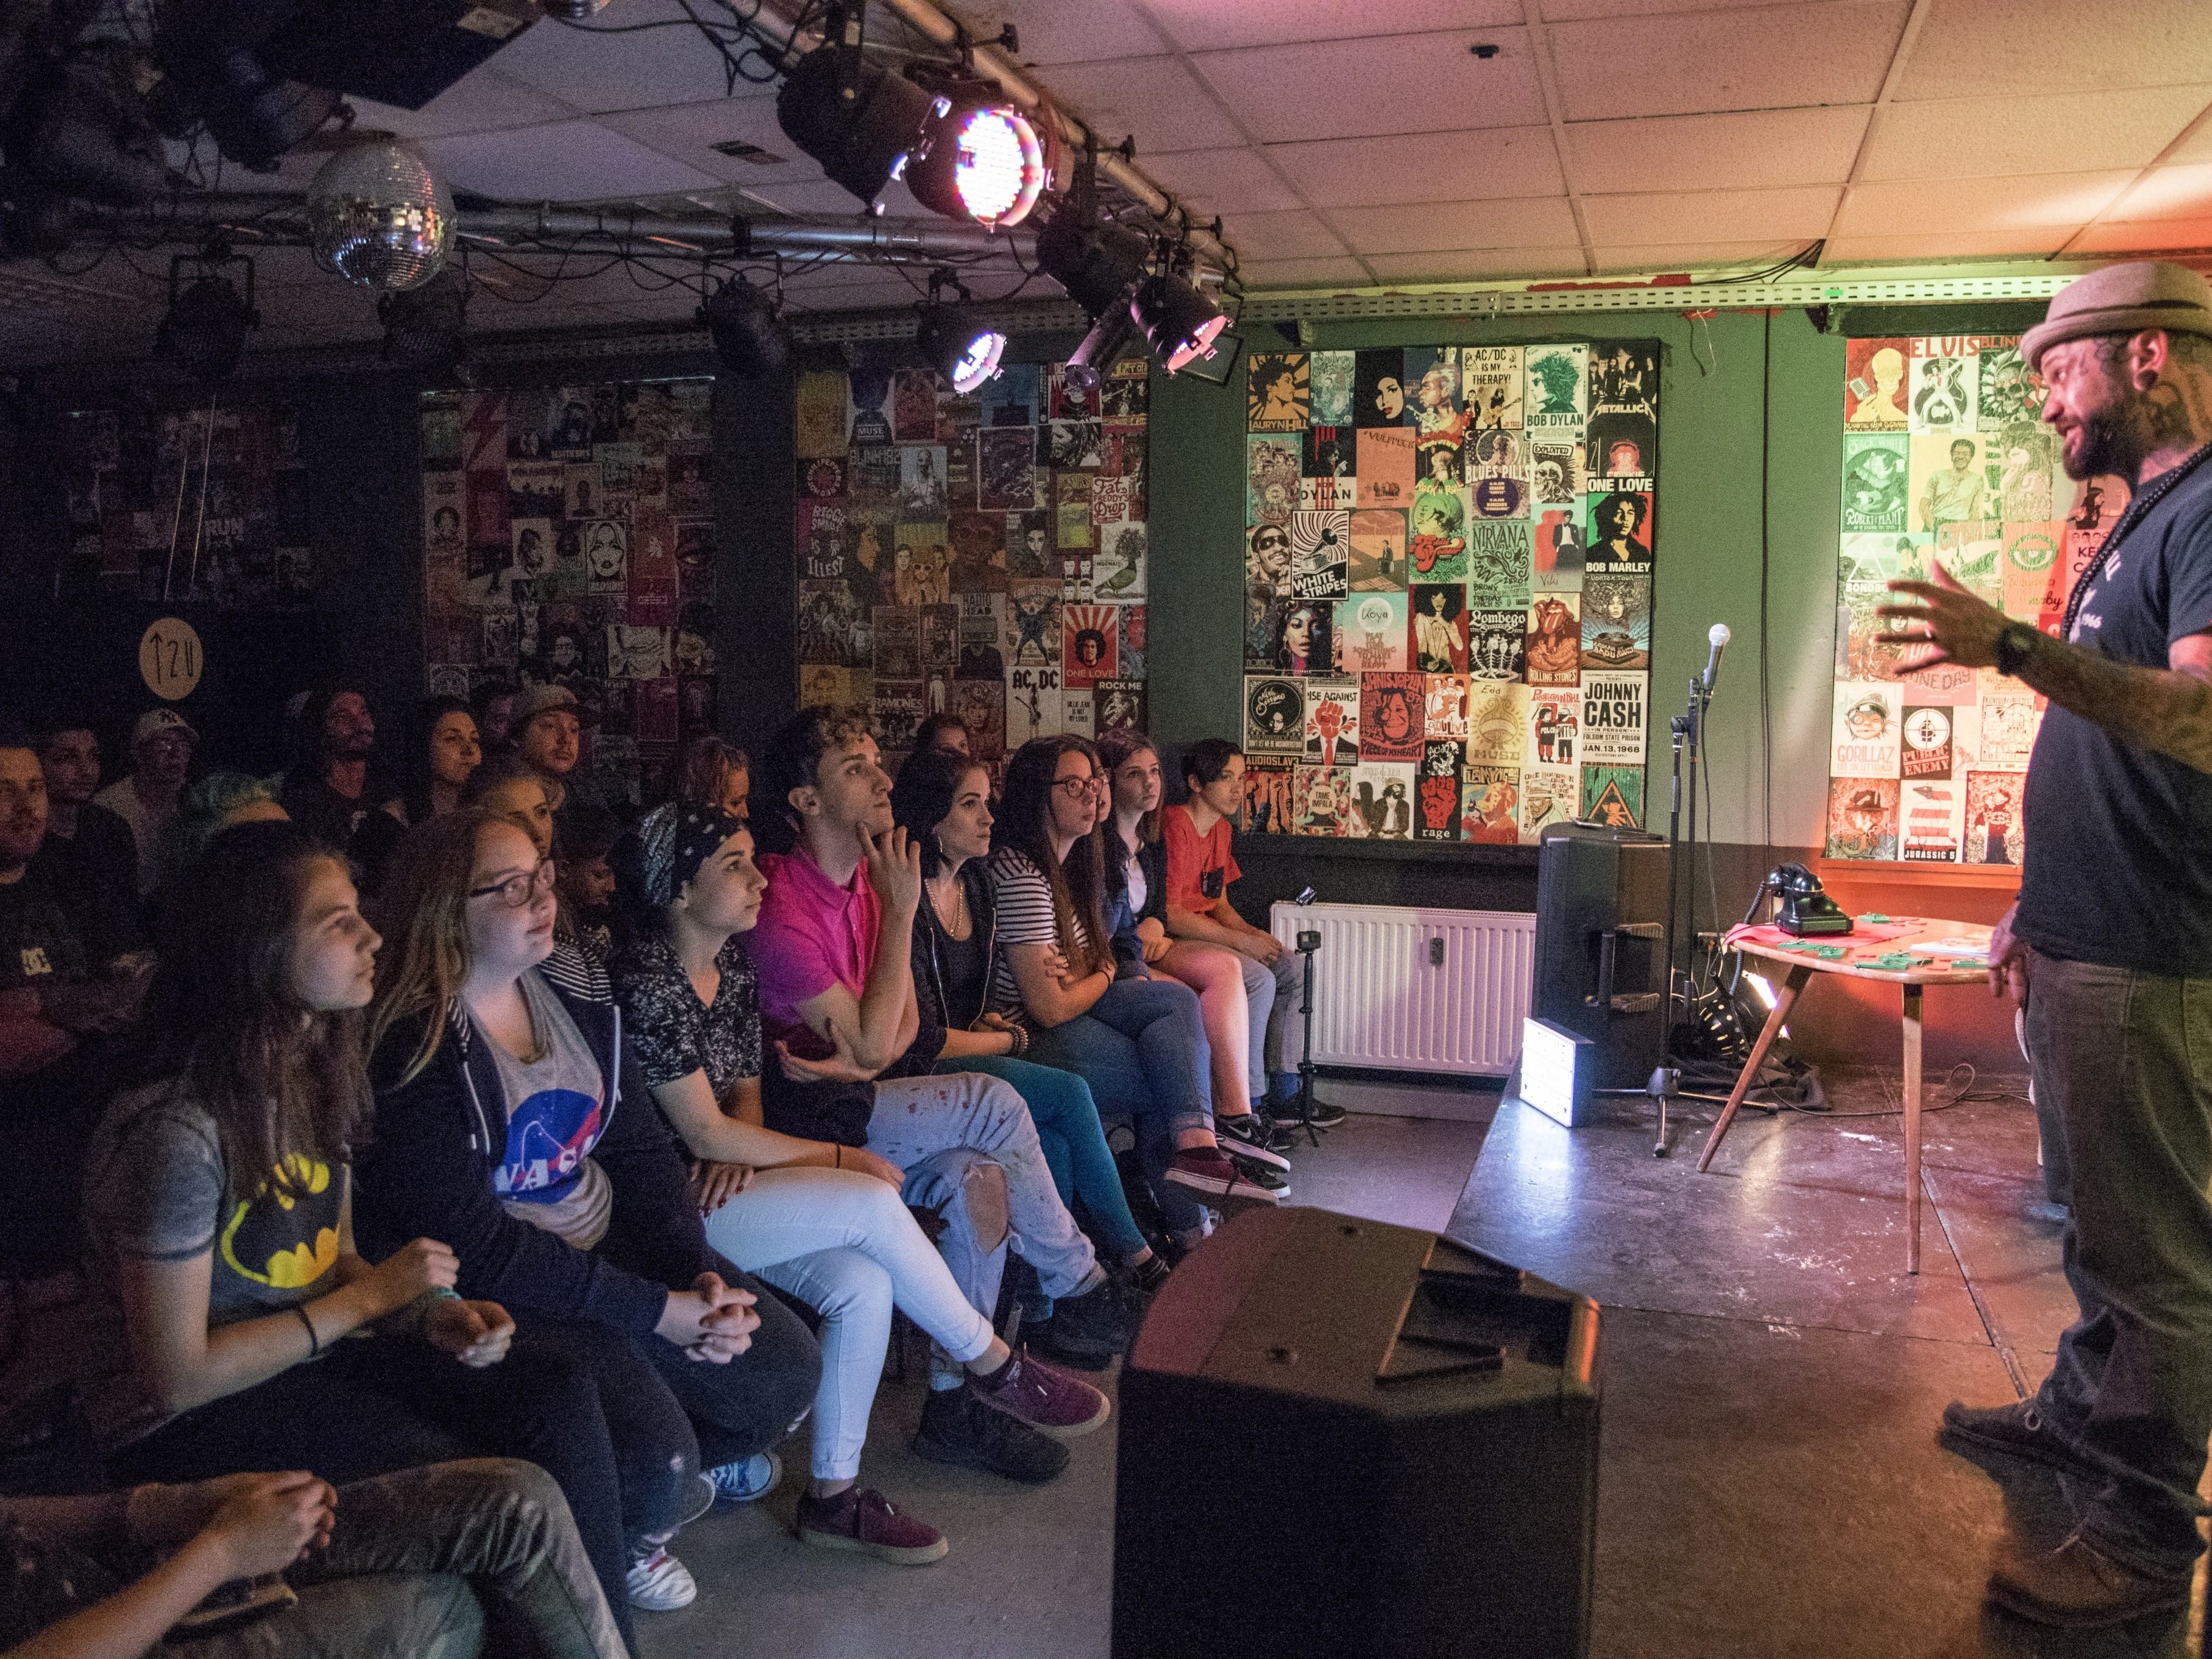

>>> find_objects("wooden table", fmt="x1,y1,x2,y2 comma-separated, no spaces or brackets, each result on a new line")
1696,916,1994,1274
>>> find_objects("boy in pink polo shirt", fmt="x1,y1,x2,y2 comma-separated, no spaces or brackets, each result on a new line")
751,707,1124,1483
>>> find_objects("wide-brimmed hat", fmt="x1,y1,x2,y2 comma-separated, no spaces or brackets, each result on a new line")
2021,260,2212,370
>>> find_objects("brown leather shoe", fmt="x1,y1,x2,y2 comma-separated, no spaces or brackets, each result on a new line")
1988,1533,2193,1629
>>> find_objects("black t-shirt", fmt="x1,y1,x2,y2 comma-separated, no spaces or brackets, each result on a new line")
2016,453,2212,975
0,875,87,994
29,803,141,963
938,915,988,1014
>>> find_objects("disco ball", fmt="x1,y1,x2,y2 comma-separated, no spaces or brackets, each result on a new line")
307,141,455,294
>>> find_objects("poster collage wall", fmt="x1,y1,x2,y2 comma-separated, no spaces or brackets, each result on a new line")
59,397,316,609
1828,336,2125,863
1239,341,1658,844
790,354,1150,762
418,380,720,810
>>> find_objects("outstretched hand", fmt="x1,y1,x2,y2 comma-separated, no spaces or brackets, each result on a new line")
1877,564,2012,671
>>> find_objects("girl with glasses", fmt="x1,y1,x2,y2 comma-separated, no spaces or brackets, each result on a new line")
354,808,823,1638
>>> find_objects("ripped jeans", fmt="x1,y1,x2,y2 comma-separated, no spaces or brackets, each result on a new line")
865,1069,1101,1382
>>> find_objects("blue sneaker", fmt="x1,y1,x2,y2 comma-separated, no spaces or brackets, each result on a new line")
705,1451,782,1504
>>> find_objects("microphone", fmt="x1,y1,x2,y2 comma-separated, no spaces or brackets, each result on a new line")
1701,622,1731,693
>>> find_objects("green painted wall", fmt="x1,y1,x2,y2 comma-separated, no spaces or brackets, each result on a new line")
1149,308,1848,859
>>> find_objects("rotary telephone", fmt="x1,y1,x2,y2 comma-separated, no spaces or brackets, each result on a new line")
1765,863,1854,936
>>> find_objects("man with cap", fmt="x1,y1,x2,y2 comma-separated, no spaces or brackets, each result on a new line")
512,683,603,846
94,709,194,896
1884,260,2212,1628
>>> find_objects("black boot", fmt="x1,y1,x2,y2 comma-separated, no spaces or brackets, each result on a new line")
912,1385,1069,1484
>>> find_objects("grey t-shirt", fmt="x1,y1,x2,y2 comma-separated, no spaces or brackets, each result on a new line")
475,967,614,1251
80,1077,349,1447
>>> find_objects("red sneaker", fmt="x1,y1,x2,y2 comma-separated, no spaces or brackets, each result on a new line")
968,1348,1111,1440
795,1487,949,1566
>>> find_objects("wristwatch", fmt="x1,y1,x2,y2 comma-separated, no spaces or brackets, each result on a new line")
1994,622,2039,679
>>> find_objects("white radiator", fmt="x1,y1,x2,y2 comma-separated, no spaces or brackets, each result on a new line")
1268,902,1536,1077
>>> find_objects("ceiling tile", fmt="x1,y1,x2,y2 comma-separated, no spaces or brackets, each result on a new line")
1143,0,1521,54
1138,146,1306,215
940,0,1168,63
1896,0,2212,99
1861,86,2212,181
594,98,815,185
1834,171,2138,236
1581,185,1840,244
422,121,725,202
346,68,577,140
2069,216,2212,253
1549,0,1907,122
1562,106,1870,193
1538,0,1815,15
1218,210,1350,260
1821,228,2074,261
1029,55,1247,153
1234,255,1374,287
2103,162,2212,222
1191,30,1546,144
1589,238,1815,271
1361,247,1587,281
1326,195,1583,255
2168,117,2212,163
483,1,764,115
1267,126,1564,207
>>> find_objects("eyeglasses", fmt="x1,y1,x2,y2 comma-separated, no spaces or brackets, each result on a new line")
469,860,556,908
1052,775,1101,798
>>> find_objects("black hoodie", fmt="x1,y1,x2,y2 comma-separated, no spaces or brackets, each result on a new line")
354,943,713,1335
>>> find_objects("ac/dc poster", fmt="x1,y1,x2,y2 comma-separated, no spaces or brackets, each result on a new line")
420,379,715,807
1824,333,2123,863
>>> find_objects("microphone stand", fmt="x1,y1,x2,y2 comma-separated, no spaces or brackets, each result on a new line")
1665,668,1717,1051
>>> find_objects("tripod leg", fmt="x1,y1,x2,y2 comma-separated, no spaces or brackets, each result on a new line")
1296,946,1322,1147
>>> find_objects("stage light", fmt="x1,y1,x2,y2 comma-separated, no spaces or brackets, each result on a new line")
1034,209,1149,316
156,261,257,385
698,275,791,377
1063,306,1135,397
1132,270,1228,374
915,302,1005,394
775,40,941,211
308,141,455,294
904,97,1047,228
379,264,467,372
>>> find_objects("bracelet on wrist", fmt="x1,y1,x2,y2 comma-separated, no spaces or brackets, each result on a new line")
292,1303,320,1358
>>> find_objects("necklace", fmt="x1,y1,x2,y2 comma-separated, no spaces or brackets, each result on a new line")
2060,442,2212,642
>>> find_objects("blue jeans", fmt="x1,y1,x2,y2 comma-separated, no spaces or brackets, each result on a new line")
938,1053,1152,1262
1024,975,1214,1234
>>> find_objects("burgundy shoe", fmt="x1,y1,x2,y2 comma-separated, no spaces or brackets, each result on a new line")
1165,1147,1288,1204
795,1487,949,1566
967,1347,1111,1440
1988,1532,2193,1629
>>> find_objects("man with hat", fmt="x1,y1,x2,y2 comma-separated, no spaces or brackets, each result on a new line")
511,683,603,845
1884,260,2212,1627
93,709,194,896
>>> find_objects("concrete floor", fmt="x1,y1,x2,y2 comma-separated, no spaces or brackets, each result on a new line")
643,1070,2208,1659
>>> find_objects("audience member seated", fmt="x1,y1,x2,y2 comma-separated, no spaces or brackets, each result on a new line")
511,686,601,847
610,804,1109,1552
556,804,623,960
1164,739,1342,1129
391,696,483,829
750,707,1129,1479
30,723,144,966
77,821,680,1642
461,754,556,858
986,736,1287,1245
281,688,402,880
95,710,195,897
672,734,750,821
358,808,821,1623
913,713,971,759
0,1460,625,1659
0,730,148,1279
889,748,1170,1342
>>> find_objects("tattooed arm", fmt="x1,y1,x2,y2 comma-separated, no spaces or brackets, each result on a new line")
1879,568,2212,773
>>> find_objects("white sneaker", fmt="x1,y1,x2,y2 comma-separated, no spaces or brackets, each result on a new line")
625,1546,698,1611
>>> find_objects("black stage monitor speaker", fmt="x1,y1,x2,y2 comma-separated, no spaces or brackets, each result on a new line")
1113,1206,1601,1659
1533,822,1668,1090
